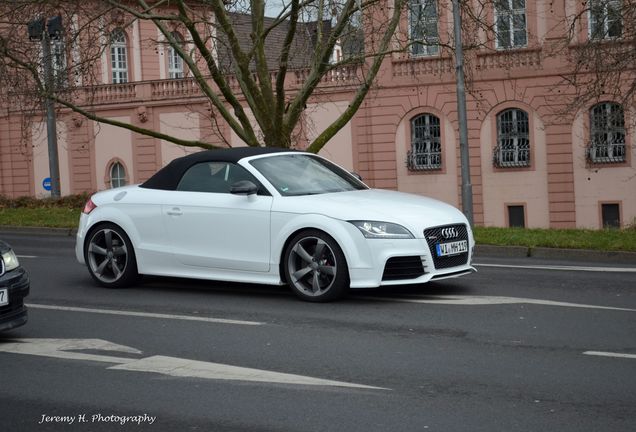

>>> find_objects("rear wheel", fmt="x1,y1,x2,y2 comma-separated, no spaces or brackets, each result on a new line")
283,230,349,302
84,223,138,288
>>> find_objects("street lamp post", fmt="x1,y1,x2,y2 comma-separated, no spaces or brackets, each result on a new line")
452,0,474,227
28,16,63,198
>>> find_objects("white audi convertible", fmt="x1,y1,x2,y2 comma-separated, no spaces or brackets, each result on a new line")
76,147,475,301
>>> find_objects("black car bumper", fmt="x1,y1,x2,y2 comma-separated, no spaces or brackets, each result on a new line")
0,268,30,332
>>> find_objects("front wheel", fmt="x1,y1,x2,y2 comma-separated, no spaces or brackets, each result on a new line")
283,230,349,302
84,223,138,288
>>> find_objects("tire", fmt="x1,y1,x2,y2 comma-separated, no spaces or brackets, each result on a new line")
84,223,139,288
283,230,349,302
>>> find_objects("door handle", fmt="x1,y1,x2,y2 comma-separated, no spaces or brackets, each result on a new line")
166,207,183,216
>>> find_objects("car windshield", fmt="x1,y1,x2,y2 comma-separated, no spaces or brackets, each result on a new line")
250,154,367,196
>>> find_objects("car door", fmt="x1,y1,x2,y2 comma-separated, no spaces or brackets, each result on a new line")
162,161,273,272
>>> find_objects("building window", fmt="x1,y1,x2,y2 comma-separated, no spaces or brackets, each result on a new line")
51,39,67,88
601,203,620,228
407,113,442,170
168,32,184,79
589,0,622,40
588,102,626,164
495,0,527,49
110,29,128,84
494,108,530,168
109,162,127,188
409,0,439,57
507,205,525,228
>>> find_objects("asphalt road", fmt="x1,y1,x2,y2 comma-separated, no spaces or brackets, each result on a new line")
1,232,635,432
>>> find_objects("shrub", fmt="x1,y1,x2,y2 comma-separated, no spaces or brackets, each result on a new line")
0,193,92,209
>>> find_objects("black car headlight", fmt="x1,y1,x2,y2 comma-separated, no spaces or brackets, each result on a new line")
349,221,414,239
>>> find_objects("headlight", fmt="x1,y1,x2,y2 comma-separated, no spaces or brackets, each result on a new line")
2,250,20,272
349,221,414,239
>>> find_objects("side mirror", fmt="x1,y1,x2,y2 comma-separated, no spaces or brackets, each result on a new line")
230,180,258,195
351,172,363,181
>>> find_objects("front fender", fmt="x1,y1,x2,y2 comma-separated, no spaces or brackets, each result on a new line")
270,213,375,271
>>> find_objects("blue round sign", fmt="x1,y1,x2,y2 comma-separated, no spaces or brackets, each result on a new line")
42,177,52,191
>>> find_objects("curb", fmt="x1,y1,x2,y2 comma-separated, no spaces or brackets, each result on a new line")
0,226,77,237
475,244,636,265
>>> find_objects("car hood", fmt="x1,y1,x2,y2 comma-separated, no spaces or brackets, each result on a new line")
273,189,468,237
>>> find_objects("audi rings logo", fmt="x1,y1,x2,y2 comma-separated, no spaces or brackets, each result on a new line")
441,227,459,239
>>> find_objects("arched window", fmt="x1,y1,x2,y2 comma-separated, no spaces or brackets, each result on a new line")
109,162,127,188
407,113,442,170
110,29,128,84
494,108,530,168
588,102,626,163
168,32,184,79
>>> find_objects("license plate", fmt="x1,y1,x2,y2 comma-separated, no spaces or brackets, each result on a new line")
436,240,468,257
0,288,7,306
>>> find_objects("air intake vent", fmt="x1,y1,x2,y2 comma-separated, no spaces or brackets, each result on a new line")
382,256,425,281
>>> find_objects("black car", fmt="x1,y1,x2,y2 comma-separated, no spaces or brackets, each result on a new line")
0,240,29,331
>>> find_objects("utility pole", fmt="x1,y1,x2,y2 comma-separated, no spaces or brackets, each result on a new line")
452,0,473,226
28,16,62,198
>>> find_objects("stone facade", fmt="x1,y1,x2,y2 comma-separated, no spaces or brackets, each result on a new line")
0,0,634,229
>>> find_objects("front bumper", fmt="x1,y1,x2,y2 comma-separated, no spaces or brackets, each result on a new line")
346,233,475,289
0,267,30,332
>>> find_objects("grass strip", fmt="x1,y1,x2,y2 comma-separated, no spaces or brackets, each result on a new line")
0,208,81,228
0,198,635,252
474,227,636,252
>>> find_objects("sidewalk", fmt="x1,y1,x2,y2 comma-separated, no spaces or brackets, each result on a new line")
2,225,635,266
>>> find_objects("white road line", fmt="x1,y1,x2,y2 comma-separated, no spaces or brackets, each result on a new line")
360,295,636,312
0,338,142,364
0,338,385,390
27,303,265,326
474,263,636,273
17,255,38,259
583,351,636,360
110,355,387,389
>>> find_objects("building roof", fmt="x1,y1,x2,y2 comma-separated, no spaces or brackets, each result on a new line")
217,14,332,72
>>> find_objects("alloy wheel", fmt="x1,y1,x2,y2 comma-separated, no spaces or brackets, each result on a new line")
287,236,338,297
87,228,129,284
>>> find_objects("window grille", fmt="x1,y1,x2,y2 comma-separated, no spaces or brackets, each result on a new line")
494,109,530,168
110,29,128,84
407,114,442,170
409,0,439,57
590,0,622,39
110,162,127,188
495,0,527,49
588,102,626,164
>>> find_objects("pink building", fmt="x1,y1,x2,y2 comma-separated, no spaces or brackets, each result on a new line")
1,0,634,229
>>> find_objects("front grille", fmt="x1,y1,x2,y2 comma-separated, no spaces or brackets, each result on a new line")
424,224,469,270
382,256,425,281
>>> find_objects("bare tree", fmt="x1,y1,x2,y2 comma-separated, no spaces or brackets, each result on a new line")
0,0,408,153
560,0,636,111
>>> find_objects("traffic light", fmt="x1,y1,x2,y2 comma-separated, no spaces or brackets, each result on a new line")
27,16,63,40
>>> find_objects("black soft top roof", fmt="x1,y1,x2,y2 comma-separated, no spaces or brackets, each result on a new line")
140,147,296,191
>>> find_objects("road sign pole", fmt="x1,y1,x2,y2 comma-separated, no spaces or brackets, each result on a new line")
41,31,61,198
